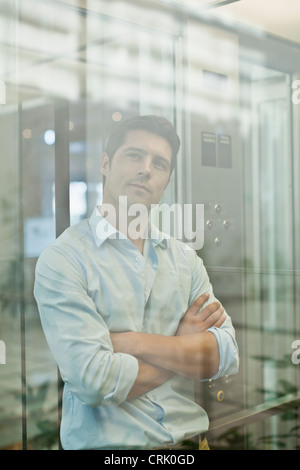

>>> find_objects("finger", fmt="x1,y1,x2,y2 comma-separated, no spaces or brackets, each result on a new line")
188,293,210,314
197,301,221,321
213,312,226,328
203,306,224,329
211,309,226,328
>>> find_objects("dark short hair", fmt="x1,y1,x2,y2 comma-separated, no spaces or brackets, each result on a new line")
104,115,181,175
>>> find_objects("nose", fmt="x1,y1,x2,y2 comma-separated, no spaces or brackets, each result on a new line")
138,157,151,178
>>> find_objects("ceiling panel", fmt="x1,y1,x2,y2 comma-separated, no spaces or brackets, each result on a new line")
212,0,300,45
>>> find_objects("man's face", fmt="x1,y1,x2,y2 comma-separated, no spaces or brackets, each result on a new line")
101,129,172,212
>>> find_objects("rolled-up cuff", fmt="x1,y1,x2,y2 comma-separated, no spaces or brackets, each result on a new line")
205,327,239,380
101,353,139,406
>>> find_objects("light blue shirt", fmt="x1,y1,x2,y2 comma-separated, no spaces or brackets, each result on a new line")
34,206,239,450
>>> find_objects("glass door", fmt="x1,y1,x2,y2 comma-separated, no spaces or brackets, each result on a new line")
0,0,182,450
0,0,25,450
241,62,298,449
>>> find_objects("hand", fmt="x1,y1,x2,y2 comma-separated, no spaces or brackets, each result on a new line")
175,293,226,336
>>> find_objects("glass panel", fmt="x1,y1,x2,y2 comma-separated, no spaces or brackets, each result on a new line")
1,0,181,449
187,19,245,423
188,17,299,449
1,0,300,451
0,0,23,450
22,99,59,449
240,64,298,449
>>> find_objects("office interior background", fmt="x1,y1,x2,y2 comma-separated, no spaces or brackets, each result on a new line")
0,0,300,450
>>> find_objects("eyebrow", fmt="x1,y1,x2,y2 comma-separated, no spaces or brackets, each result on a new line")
124,146,171,168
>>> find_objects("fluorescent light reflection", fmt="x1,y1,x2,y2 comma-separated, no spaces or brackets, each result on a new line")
44,129,55,145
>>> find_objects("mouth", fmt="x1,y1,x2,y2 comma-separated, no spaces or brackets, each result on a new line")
128,183,151,193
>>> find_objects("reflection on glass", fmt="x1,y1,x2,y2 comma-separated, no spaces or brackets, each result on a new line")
0,0,299,450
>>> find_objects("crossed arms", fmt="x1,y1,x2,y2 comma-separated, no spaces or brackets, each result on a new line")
35,245,239,407
111,292,226,399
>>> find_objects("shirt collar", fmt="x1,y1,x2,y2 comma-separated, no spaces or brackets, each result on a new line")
89,206,168,249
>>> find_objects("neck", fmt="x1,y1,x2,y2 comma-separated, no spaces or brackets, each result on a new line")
99,197,150,253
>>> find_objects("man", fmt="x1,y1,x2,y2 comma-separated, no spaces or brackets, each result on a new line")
34,115,239,450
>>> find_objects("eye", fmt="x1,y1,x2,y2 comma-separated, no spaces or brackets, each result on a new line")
128,152,142,160
154,158,169,171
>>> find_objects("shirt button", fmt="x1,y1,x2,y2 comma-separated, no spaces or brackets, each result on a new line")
136,254,143,261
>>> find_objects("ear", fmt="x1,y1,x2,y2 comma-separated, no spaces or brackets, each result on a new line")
101,152,110,176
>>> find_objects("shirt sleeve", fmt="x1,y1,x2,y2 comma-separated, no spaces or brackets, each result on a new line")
34,244,139,407
188,249,239,380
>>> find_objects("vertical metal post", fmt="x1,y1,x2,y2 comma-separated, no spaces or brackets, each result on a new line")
19,101,27,450
55,100,70,238
54,99,70,449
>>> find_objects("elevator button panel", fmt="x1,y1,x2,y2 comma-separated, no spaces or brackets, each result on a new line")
204,202,233,249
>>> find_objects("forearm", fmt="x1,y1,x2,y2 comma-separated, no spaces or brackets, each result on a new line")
111,331,220,380
127,359,173,399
